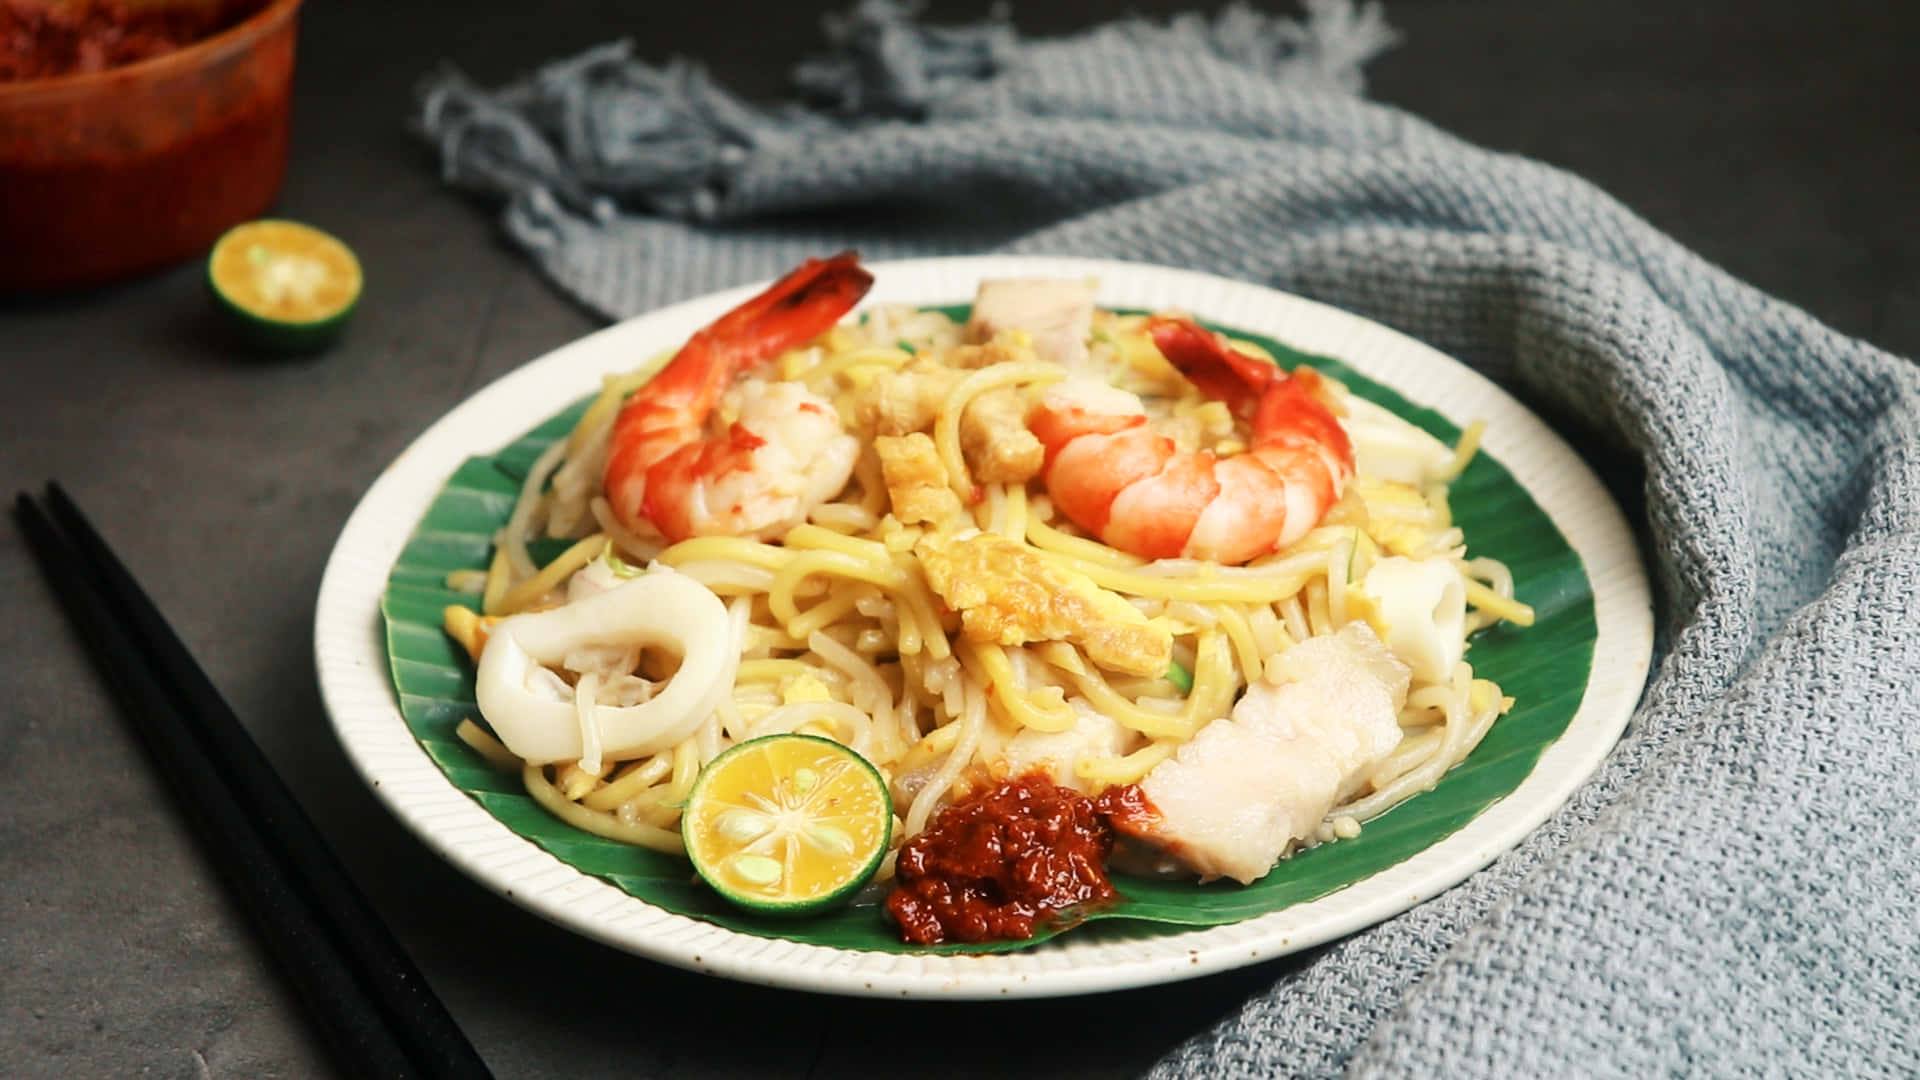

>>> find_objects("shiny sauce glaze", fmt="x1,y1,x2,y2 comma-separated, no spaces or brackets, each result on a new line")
1,0,258,81
886,775,1158,945
0,0,289,290
0,0,255,81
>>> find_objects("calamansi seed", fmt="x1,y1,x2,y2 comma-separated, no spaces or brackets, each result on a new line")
791,767,818,795
805,823,856,857
714,807,773,845
729,854,783,887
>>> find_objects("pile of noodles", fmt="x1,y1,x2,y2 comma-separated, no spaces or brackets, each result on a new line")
442,305,1534,878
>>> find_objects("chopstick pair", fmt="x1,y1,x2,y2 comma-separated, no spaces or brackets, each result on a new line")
14,483,492,1080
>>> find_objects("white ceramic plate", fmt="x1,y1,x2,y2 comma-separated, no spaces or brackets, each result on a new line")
314,255,1653,999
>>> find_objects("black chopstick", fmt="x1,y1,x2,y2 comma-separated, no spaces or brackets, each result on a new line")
15,484,493,1080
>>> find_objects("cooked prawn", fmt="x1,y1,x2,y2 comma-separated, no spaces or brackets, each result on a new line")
1027,316,1353,565
603,253,874,542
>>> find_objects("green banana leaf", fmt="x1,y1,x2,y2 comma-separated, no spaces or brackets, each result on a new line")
380,312,1596,955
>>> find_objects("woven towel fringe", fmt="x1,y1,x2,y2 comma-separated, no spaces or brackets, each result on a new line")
416,0,1392,227
792,0,1019,118
1110,0,1397,95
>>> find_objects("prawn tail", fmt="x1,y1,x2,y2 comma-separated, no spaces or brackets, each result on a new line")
1149,314,1353,478
603,252,873,539
1256,370,1354,480
1146,316,1279,417
698,251,877,381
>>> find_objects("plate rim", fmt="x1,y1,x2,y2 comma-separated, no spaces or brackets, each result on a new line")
314,254,1653,999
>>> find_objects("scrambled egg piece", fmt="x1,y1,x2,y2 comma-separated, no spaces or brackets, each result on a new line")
1350,476,1443,556
781,672,834,705
915,531,1172,677
874,433,963,526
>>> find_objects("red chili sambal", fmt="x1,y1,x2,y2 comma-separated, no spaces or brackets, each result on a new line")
0,0,293,291
886,775,1154,946
0,0,259,82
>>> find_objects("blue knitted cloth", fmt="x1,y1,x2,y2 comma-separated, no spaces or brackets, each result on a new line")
417,4,1920,1076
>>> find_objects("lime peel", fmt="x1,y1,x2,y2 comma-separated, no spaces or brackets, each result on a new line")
683,734,892,917
208,219,362,352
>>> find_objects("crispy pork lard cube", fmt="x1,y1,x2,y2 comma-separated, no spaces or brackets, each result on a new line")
852,358,960,437
959,386,1045,484
874,432,964,526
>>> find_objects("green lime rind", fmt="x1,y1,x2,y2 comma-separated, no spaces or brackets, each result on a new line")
378,309,1599,954
207,220,362,352
684,734,894,917
210,285,359,352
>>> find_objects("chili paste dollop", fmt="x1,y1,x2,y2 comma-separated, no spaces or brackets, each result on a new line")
1,0,260,82
885,775,1155,945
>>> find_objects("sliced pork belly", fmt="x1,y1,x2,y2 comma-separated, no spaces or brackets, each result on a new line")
966,277,1096,370
996,701,1133,794
1122,622,1412,884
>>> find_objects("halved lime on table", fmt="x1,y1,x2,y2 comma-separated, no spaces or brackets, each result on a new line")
208,220,362,351
684,734,894,916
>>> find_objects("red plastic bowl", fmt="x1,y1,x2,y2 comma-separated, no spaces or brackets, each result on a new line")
0,0,303,292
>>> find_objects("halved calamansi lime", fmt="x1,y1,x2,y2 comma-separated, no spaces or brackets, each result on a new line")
683,734,892,916
208,220,362,351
